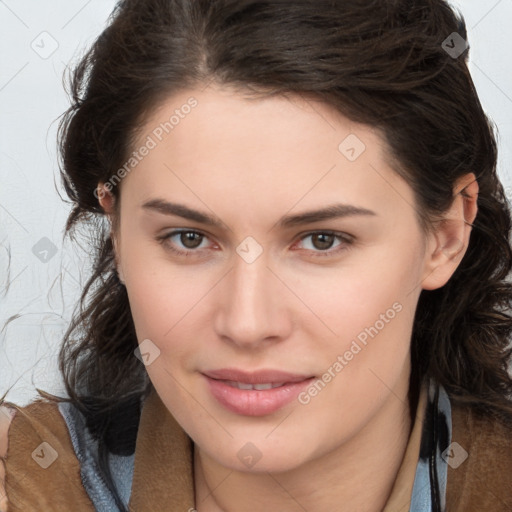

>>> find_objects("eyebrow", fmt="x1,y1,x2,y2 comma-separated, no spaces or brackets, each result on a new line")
141,199,377,230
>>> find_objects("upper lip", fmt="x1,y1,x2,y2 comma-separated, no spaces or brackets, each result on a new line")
203,368,313,384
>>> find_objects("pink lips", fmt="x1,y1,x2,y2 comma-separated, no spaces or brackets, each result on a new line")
202,368,315,416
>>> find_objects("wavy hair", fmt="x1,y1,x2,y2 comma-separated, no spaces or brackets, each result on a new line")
3,1,512,510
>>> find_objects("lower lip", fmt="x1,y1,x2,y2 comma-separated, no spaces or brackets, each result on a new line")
204,375,315,416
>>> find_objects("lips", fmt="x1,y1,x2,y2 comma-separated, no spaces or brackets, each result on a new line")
203,368,312,385
202,368,315,416
223,381,286,390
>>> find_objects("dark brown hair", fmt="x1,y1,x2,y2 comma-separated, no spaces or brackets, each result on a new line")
3,1,512,510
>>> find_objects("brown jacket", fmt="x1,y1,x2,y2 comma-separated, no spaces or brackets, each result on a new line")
2,386,511,511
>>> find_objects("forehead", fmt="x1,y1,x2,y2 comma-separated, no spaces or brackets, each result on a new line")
121,85,415,224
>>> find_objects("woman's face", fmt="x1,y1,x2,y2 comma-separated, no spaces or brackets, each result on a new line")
108,84,449,472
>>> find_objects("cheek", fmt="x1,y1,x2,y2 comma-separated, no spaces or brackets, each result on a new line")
294,265,417,433
288,244,422,343
124,268,202,414
119,229,197,335
126,272,200,348
301,279,415,388
289,244,422,410
121,247,217,382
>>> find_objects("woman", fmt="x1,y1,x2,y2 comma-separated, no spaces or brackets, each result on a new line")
1,0,511,511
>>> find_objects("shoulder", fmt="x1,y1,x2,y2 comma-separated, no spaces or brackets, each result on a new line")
1,398,95,512
0,405,16,512
446,401,512,511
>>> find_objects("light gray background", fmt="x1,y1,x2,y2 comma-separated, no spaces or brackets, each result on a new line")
1,0,512,405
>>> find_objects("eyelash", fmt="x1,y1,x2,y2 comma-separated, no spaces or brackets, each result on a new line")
156,229,354,259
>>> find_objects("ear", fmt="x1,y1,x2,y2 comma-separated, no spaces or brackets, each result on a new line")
97,182,125,284
96,182,115,214
421,173,479,290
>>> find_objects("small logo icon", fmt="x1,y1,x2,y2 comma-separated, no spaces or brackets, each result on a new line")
31,442,58,469
338,134,366,162
442,32,468,59
134,338,161,366
32,237,58,263
442,441,468,469
236,236,263,264
237,442,262,468
30,31,59,59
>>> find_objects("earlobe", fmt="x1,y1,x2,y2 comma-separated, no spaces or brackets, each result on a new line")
421,173,479,291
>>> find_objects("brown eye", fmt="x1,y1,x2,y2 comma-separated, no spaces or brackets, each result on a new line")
310,233,336,251
294,231,354,258
156,229,211,257
179,231,204,249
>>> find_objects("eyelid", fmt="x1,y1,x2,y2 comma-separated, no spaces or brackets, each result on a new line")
291,230,354,257
156,228,215,256
156,228,354,258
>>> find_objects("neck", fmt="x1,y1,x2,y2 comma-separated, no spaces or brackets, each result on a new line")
194,375,415,512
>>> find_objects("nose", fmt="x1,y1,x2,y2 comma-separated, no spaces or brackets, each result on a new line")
213,247,292,350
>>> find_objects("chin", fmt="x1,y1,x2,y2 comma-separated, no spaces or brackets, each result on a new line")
198,435,315,474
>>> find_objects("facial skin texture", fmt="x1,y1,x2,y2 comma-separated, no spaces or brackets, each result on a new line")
99,84,478,512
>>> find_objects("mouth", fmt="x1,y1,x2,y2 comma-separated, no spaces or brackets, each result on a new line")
221,381,288,390
203,367,313,384
202,368,315,416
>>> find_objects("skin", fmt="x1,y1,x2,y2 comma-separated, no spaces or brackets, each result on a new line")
0,84,477,512
99,84,478,512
